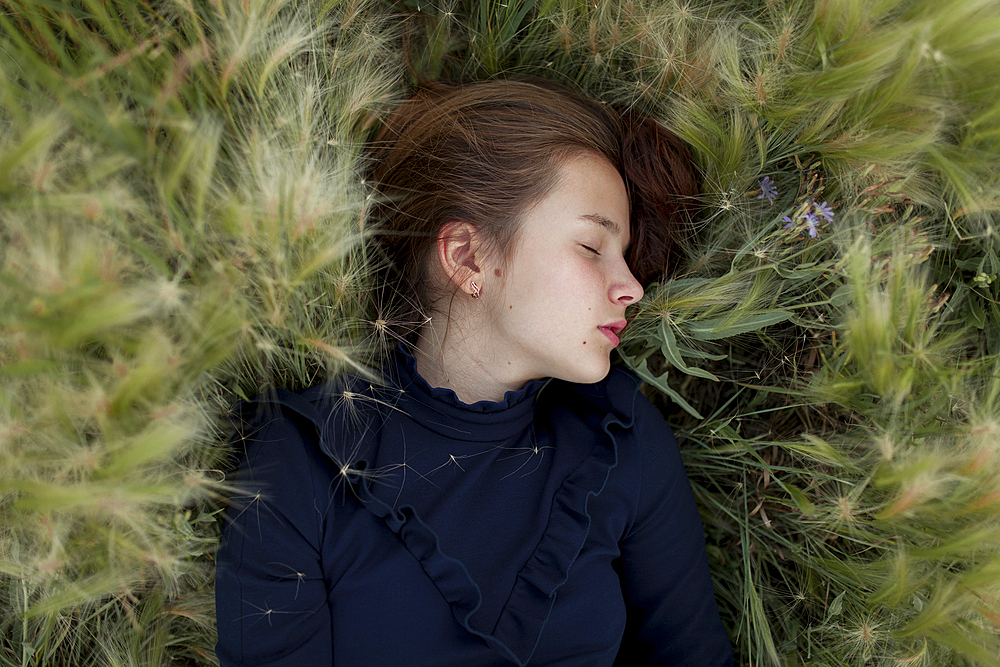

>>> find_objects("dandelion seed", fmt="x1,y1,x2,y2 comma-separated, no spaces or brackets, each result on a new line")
757,176,777,204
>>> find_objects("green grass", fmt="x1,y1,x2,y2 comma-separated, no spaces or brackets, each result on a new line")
2,0,1000,664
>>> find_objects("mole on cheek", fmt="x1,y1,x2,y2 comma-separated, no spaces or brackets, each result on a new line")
509,305,513,309
582,341,586,345
494,269,502,277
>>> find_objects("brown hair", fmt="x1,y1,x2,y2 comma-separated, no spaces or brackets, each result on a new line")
619,110,700,284
366,79,698,337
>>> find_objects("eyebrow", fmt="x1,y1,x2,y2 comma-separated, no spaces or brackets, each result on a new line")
580,213,630,248
579,213,622,235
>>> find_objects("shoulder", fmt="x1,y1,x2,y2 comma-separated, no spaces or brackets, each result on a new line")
231,388,322,439
224,389,343,533
226,380,351,487
231,372,385,443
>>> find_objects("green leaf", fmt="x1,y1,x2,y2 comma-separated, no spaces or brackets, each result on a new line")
687,311,793,340
827,591,845,619
829,284,853,307
784,484,817,518
674,343,727,362
658,319,718,381
968,297,986,329
620,353,703,419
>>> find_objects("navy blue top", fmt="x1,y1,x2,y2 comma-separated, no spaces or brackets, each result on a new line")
215,350,733,666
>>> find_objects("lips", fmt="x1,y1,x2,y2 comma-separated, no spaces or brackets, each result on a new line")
598,320,627,346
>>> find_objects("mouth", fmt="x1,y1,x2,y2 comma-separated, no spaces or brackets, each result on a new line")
598,320,627,347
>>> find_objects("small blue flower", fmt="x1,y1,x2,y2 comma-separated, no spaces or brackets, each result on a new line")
782,212,820,238
803,212,819,238
814,200,834,222
757,176,777,204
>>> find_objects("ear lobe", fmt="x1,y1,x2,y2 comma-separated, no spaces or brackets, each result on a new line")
436,220,483,295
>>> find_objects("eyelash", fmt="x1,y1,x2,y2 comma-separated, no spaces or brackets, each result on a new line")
581,244,601,256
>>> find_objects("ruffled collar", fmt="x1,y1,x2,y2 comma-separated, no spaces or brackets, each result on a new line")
388,345,548,441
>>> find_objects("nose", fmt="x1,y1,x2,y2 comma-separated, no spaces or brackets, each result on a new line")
611,263,644,305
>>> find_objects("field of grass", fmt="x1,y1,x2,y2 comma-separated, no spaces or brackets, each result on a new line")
2,0,999,665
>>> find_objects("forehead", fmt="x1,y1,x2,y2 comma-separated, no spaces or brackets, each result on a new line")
543,154,629,238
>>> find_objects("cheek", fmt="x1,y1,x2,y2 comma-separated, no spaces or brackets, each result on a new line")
502,257,561,299
547,254,601,285
501,251,604,315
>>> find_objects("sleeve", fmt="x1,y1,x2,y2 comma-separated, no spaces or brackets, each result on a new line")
215,406,337,666
614,396,734,667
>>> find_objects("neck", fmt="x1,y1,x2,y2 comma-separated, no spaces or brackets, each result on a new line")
413,315,531,404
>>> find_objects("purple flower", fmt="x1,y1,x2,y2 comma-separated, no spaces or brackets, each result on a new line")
814,200,834,222
803,212,819,238
757,176,777,204
781,212,819,238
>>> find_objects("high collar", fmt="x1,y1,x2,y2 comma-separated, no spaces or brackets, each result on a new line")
388,345,547,442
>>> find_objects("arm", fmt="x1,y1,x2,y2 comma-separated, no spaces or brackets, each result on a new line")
615,397,733,666
215,408,336,666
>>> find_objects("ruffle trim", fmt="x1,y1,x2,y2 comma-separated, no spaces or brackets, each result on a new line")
344,367,640,666
395,344,547,414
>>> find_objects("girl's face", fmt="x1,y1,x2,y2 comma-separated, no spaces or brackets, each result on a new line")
482,152,643,385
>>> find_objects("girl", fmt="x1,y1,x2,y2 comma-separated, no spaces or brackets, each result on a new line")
215,79,734,666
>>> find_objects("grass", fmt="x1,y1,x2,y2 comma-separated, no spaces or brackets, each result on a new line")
2,0,999,664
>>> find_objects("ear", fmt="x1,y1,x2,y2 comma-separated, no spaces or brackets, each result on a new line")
436,220,484,297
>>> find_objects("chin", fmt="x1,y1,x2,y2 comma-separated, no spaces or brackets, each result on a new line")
558,356,611,385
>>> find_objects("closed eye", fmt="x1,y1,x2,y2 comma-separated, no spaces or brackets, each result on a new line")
580,244,601,256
